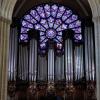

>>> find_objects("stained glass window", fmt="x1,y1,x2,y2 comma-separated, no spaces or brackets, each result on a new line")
20,4,82,51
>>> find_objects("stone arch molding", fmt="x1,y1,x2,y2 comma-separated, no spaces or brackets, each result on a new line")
0,0,17,21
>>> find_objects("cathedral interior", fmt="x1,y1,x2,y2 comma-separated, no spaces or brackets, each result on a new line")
6,0,96,100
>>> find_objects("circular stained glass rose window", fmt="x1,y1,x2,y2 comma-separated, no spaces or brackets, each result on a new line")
20,4,82,50
46,29,57,39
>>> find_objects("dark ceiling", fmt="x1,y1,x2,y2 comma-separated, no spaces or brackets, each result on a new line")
13,0,92,19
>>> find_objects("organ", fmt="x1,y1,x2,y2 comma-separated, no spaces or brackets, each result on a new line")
8,4,96,100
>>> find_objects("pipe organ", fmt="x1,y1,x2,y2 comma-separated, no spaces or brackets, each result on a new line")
8,4,96,99
8,23,96,100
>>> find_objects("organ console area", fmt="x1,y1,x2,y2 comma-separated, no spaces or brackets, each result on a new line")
8,4,96,100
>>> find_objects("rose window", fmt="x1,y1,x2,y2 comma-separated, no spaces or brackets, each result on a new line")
20,4,82,53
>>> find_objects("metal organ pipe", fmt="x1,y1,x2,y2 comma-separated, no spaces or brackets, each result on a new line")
18,45,29,80
84,26,95,81
38,55,47,81
29,39,37,82
8,27,18,81
65,39,73,83
74,45,84,80
48,48,54,82
55,56,61,80
55,55,64,81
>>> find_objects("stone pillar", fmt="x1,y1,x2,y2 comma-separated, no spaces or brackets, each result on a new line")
93,16,100,100
0,17,11,100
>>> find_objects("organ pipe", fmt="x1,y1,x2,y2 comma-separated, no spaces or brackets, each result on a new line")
55,55,64,81
8,27,18,81
48,48,54,82
65,39,73,83
84,26,95,81
29,39,37,82
37,55,47,81
18,44,29,80
8,24,95,85
74,45,84,81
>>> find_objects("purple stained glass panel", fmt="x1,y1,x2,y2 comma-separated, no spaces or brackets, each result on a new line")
46,29,57,39
74,34,82,40
40,37,48,43
24,15,37,24
40,36,46,41
43,38,48,43
65,15,78,24
54,19,62,29
20,4,82,44
62,24,68,29
56,26,63,31
57,6,65,18
35,24,41,29
20,34,28,41
35,24,46,31
37,6,45,18
40,32,45,36
40,19,48,28
21,27,30,33
72,27,82,33
62,9,72,21
22,20,33,28
48,17,55,28
56,36,62,41
30,10,40,21
56,24,68,31
58,32,63,36
44,4,50,17
69,20,81,29
51,5,58,17
40,43,46,49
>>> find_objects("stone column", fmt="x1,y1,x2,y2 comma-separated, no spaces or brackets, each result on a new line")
93,16,100,100
0,17,11,100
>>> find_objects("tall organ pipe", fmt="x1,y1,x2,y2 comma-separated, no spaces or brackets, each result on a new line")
8,27,18,81
55,55,64,81
29,39,37,82
37,55,47,81
74,45,84,81
48,48,54,82
84,26,95,81
65,39,73,83
18,45,29,80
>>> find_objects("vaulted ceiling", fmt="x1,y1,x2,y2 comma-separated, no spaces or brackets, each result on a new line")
13,0,92,19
